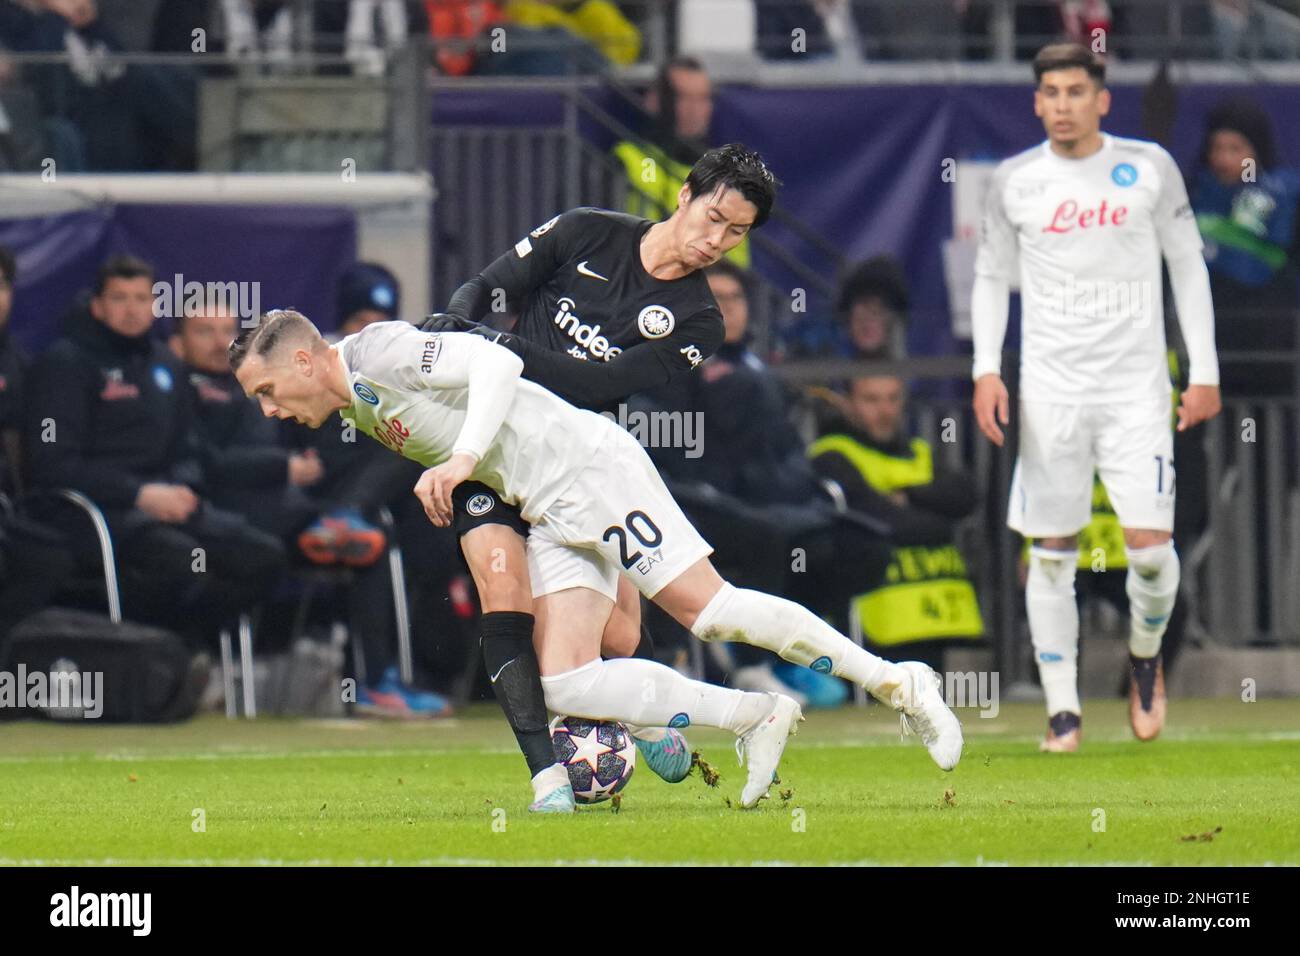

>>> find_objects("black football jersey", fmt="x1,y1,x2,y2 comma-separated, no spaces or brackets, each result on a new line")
447,208,726,409
506,207,723,369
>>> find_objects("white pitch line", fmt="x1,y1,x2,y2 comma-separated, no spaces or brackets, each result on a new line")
1,729,1298,765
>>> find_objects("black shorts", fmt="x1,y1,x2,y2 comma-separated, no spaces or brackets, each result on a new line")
450,481,529,539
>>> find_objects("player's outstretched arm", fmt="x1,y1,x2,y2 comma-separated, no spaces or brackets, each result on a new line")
441,210,588,325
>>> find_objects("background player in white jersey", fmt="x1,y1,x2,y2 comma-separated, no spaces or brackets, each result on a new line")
229,311,964,809
971,43,1221,751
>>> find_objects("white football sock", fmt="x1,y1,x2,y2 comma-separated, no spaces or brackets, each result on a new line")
540,658,770,736
1125,541,1179,659
1026,547,1081,716
689,582,909,706
531,764,569,800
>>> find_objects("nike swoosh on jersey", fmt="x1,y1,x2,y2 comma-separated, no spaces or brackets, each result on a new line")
576,260,609,281
490,659,516,683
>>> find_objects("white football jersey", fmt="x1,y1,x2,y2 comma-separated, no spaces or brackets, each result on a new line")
975,134,1204,402
336,322,612,523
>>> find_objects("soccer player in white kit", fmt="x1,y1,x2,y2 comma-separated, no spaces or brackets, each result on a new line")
971,43,1221,751
230,310,964,808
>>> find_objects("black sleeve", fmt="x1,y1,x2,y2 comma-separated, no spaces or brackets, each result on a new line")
0,0,37,47
0,344,23,431
445,209,588,323
516,308,724,409
810,450,953,546
24,349,143,510
206,446,290,488
164,366,206,493
904,466,978,520
193,391,292,489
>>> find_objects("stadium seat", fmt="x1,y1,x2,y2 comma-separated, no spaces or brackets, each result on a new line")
19,488,261,719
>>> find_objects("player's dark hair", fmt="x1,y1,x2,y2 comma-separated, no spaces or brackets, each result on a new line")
228,308,320,373
0,245,15,287
94,255,154,296
684,143,779,229
1032,42,1105,88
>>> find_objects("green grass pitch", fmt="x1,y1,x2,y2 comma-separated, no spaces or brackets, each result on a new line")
1,699,1296,866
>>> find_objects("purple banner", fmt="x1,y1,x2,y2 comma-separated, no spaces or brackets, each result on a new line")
2,203,358,354
431,81,1300,357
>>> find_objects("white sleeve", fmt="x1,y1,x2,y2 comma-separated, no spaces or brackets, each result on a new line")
1151,148,1218,387
971,274,1011,380
1166,253,1220,387
419,333,524,462
370,329,524,462
971,168,1015,379
1153,146,1205,261
974,167,1018,282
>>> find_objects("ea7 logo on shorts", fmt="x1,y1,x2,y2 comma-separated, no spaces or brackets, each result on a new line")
637,305,675,339
354,383,380,405
466,493,495,516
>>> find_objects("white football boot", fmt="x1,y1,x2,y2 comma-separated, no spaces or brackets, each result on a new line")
893,661,963,770
736,693,803,808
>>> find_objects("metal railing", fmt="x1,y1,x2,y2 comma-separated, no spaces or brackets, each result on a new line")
771,346,1300,683
427,75,844,354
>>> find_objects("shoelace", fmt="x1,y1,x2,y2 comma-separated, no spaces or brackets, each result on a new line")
734,735,746,767
898,672,940,745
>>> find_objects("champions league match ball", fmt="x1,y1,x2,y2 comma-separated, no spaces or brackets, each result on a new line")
548,716,637,804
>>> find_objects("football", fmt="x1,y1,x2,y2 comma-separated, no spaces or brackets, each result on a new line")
548,715,637,804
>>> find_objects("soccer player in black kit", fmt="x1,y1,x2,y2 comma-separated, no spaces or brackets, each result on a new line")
423,144,778,811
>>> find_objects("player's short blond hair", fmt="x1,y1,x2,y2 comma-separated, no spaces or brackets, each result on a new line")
228,309,324,372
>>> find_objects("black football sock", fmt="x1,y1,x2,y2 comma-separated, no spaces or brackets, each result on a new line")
480,611,556,779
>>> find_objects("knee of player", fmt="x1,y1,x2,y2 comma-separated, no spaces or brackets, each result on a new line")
475,578,533,613
1122,528,1172,552
1027,547,1078,590
599,619,639,659
1124,538,1177,580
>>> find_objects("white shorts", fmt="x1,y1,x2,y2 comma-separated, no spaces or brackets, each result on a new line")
526,426,714,601
1008,394,1175,537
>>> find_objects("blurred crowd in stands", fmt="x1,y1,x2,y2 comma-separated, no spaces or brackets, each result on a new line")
1,2,1297,172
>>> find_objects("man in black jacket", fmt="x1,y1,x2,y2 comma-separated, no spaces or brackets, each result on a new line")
809,374,984,671
0,243,74,643
23,255,284,648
